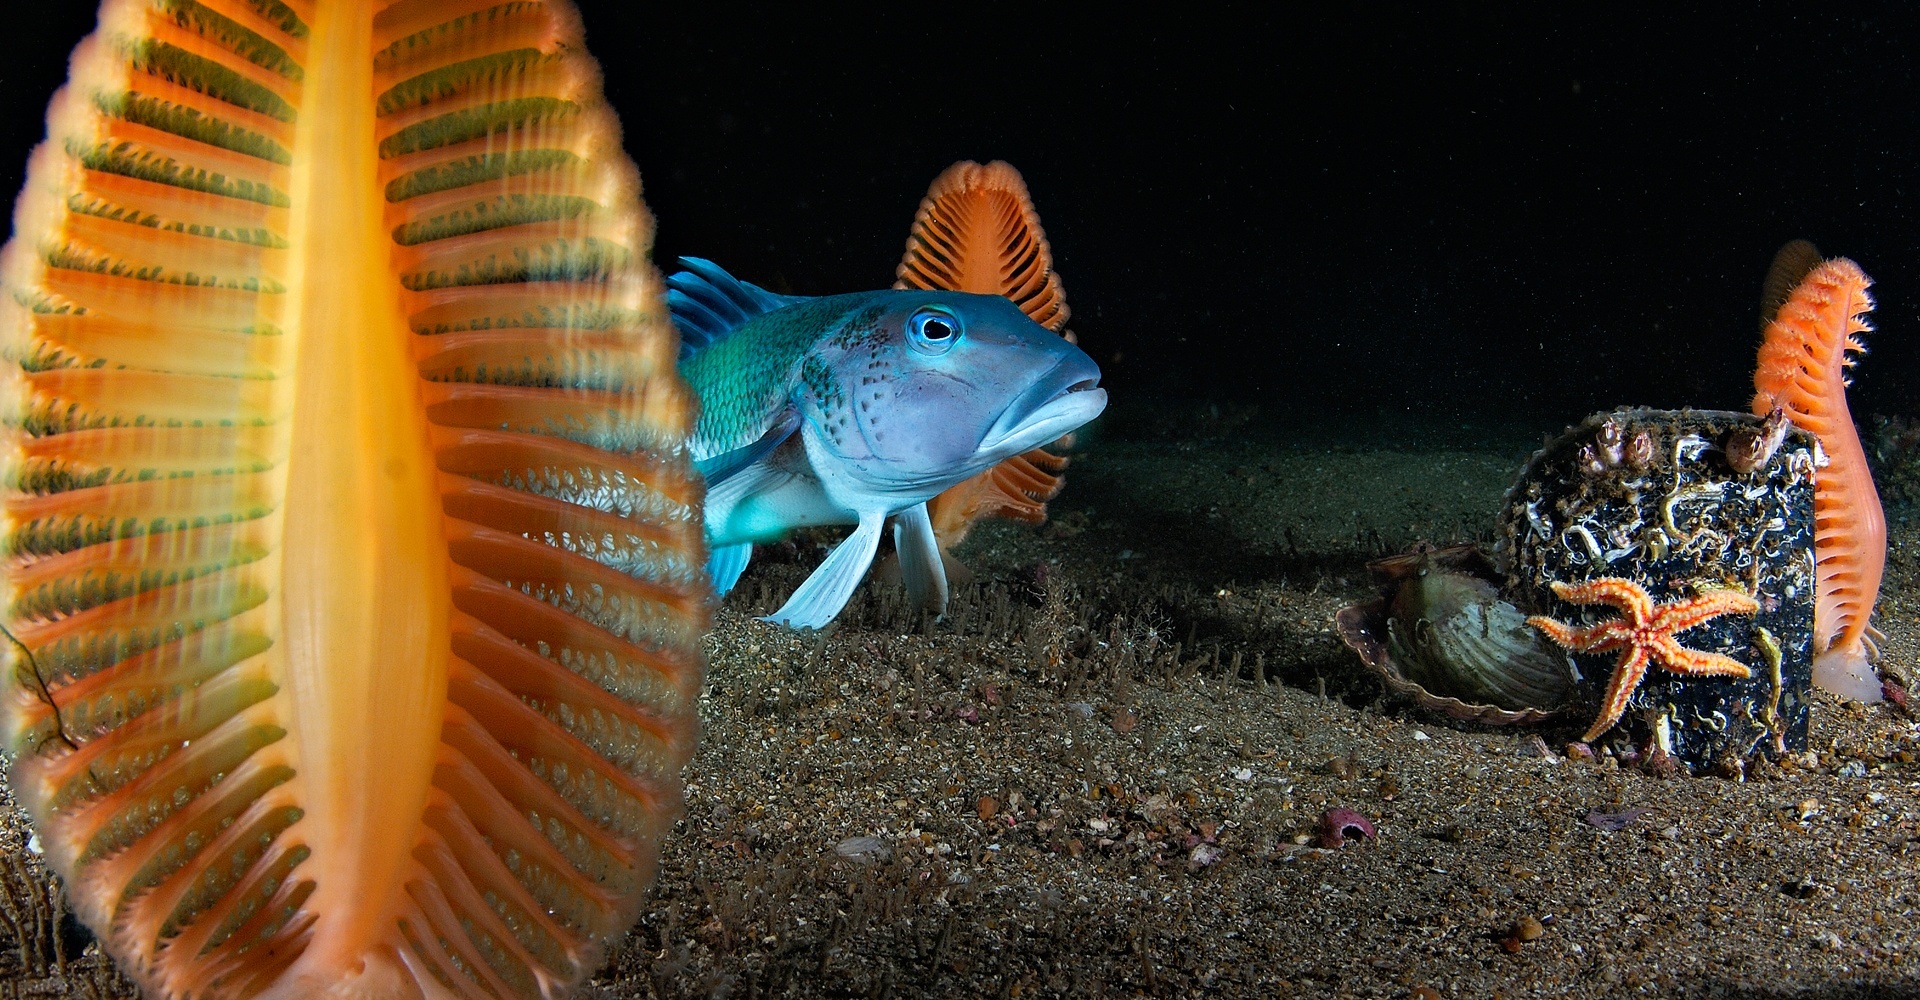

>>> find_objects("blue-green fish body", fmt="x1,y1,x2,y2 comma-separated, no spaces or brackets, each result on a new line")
671,259,1106,628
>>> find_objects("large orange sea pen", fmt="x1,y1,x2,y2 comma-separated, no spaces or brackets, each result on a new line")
1,2,706,998
1751,245,1886,702
894,161,1077,556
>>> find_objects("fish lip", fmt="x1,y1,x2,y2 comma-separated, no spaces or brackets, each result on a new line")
978,362,1106,458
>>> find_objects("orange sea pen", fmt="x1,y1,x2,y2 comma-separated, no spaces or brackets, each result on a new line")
1751,245,1886,702
894,160,1076,553
1,2,705,998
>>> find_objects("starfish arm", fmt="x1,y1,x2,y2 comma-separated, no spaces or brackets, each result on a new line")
1581,621,1640,651
1531,615,1642,659
1551,578,1654,621
1582,645,1651,743
1651,638,1753,678
1650,590,1760,633
1527,615,1585,648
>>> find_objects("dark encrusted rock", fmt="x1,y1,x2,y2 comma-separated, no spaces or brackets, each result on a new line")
1497,408,1817,770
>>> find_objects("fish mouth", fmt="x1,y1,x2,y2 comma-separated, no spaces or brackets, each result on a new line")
978,364,1107,459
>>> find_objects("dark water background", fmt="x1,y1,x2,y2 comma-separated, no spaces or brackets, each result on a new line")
5,6,1914,428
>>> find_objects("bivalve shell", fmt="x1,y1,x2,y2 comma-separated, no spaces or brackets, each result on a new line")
1336,544,1574,724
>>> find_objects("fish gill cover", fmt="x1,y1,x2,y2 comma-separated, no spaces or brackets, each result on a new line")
0,1,706,998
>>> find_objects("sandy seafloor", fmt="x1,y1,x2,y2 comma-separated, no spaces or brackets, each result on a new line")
4,404,1920,999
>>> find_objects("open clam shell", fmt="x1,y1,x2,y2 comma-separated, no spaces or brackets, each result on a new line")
1336,544,1575,725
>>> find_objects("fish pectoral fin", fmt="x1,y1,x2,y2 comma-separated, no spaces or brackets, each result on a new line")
892,502,950,617
704,451,798,525
762,512,885,630
708,542,754,597
698,408,801,488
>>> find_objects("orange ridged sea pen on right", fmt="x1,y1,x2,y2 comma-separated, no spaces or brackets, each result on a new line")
894,161,1077,555
1751,246,1886,702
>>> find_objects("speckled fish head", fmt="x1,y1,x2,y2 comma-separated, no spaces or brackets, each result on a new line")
799,290,1106,495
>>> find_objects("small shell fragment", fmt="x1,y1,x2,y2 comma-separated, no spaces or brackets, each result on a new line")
1316,808,1377,848
835,835,893,865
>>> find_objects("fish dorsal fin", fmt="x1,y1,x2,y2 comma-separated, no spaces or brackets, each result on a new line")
894,160,1070,331
1759,239,1824,331
668,257,800,358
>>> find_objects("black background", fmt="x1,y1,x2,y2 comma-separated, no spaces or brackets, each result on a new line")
5,5,1914,426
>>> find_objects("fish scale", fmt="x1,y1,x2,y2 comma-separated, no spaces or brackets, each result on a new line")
679,292,870,460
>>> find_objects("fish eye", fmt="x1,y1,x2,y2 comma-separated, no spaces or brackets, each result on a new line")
907,307,961,355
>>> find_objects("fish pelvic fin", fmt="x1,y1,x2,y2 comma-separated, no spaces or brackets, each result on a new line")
761,512,887,629
709,542,754,597
892,502,950,617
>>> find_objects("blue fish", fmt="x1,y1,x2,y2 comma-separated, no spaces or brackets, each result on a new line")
671,258,1107,628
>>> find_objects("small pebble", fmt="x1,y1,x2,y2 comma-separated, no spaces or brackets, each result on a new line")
977,796,999,821
1413,730,1430,741
1516,915,1545,941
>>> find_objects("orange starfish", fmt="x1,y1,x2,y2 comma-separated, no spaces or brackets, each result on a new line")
1527,578,1759,743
